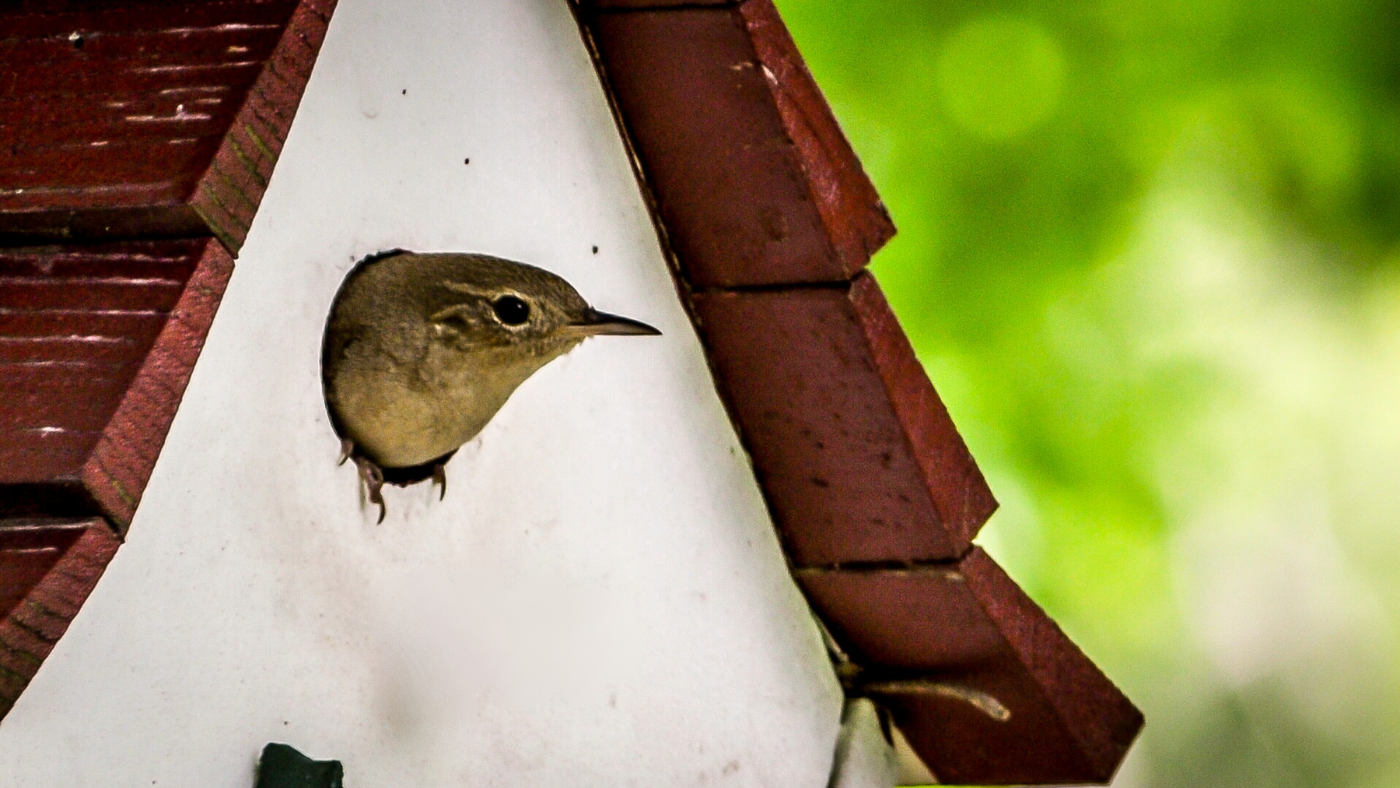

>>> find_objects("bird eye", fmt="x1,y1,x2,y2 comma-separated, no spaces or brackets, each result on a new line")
492,295,530,326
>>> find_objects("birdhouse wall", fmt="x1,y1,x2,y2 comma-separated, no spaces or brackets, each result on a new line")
0,1,882,785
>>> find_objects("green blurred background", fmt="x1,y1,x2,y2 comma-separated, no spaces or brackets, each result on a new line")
772,2,1400,786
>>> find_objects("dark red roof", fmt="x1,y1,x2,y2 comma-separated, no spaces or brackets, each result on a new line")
0,0,332,517
579,0,1142,781
0,238,228,526
0,0,332,727
0,519,116,720
0,0,331,250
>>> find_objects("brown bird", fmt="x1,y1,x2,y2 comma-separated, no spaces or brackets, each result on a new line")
322,250,659,521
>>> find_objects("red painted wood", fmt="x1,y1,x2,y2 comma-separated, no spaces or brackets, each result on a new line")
1,432,101,481
0,519,119,721
583,1,735,8
691,272,993,565
589,5,862,287
849,275,997,550
1,92,237,130
0,139,217,179
737,0,895,272
0,279,187,311
0,382,132,432
0,22,282,64
0,312,170,344
189,0,336,251
583,4,1138,778
798,548,1143,785
0,527,77,620
0,239,228,525
0,2,295,40
0,244,202,276
0,347,136,371
81,240,233,530
0,56,264,95
0,0,336,251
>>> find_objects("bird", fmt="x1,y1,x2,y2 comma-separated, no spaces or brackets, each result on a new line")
321,249,660,522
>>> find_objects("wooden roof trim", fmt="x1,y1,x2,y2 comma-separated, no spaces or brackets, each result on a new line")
583,0,893,288
0,0,338,723
190,0,335,252
576,1,1142,783
0,0,336,250
79,240,234,532
0,520,120,720
0,0,338,527
691,274,993,566
799,549,1144,784
738,0,897,274
0,238,230,528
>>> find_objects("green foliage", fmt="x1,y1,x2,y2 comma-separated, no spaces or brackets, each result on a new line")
776,1,1400,785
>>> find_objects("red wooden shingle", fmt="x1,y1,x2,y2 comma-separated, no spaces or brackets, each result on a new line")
0,528,72,621
586,0,892,288
582,0,735,8
0,0,336,253
736,0,895,273
0,238,233,531
0,519,119,721
82,239,233,530
190,0,336,251
798,548,1143,785
692,272,994,566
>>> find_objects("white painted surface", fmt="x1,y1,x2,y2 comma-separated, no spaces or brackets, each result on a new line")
0,1,880,786
828,700,900,788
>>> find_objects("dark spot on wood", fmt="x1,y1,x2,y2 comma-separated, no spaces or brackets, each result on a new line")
758,205,788,240
592,245,599,254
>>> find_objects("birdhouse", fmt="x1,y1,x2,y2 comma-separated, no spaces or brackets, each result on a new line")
0,1,1142,785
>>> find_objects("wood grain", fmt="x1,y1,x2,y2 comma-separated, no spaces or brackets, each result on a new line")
0,239,232,531
0,519,119,721
798,548,1143,784
692,273,994,565
0,0,336,252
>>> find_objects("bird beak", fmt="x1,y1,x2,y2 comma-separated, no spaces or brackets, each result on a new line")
567,308,662,337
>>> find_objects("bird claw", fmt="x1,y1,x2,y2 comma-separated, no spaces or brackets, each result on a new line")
349,451,387,524
432,462,447,501
337,440,451,521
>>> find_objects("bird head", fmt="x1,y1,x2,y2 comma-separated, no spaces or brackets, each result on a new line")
422,256,659,362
